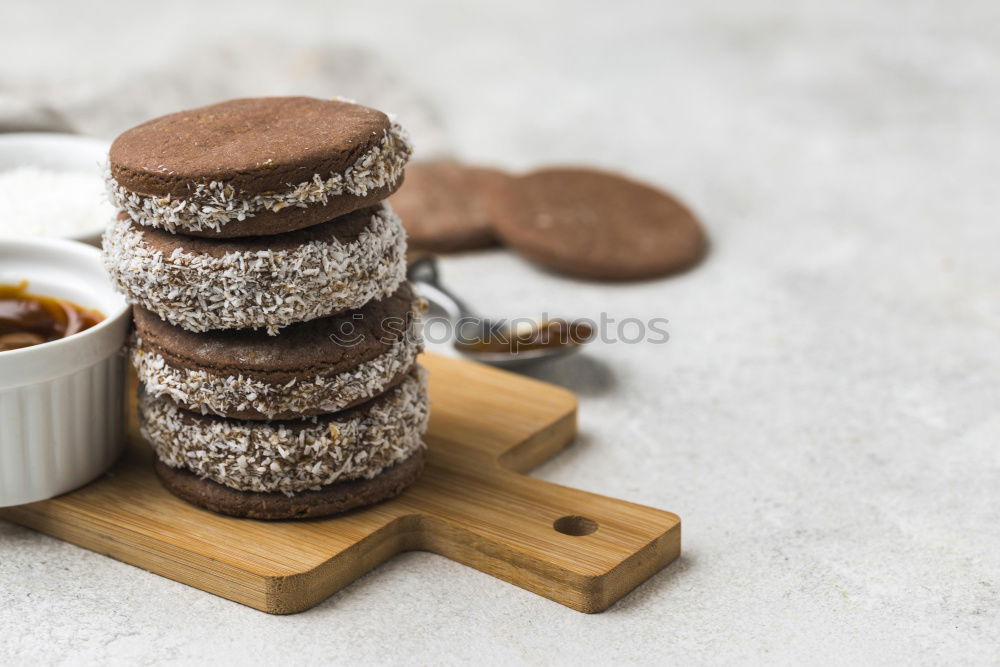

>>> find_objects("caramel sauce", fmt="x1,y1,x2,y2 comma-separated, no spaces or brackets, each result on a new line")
0,281,104,352
458,319,594,355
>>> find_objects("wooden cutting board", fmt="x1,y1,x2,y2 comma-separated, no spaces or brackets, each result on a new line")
0,352,680,614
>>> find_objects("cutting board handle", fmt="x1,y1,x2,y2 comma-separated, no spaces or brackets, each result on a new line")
409,466,681,613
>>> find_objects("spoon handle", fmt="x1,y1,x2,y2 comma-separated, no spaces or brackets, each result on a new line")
407,255,477,321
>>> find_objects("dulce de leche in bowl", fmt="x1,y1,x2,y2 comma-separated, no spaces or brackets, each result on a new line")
0,237,130,507
0,280,105,352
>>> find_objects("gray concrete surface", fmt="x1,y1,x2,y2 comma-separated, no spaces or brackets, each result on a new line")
1,1,998,664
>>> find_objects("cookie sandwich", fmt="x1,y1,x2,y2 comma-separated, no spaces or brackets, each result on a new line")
104,203,406,333
142,367,429,519
131,284,423,420
107,96,412,238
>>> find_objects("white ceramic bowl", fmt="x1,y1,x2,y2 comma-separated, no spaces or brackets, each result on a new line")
0,236,131,507
0,133,111,246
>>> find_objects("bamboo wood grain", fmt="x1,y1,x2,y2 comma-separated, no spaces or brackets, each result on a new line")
1,352,681,614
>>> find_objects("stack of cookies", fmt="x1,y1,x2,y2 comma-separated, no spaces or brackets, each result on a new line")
102,97,429,520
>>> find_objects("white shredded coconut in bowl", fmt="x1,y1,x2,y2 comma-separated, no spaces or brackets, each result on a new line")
0,166,114,240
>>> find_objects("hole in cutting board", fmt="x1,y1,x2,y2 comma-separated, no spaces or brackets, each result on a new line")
553,515,598,536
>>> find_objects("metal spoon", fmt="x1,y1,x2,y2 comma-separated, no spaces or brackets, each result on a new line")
407,255,592,369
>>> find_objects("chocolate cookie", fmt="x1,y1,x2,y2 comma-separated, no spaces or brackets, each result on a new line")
153,449,425,520
132,284,424,420
389,160,510,252
107,97,412,238
490,168,707,280
142,368,428,498
103,202,406,334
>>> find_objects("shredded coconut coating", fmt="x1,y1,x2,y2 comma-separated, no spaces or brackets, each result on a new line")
107,122,412,234
102,202,406,334
140,367,429,496
131,312,423,419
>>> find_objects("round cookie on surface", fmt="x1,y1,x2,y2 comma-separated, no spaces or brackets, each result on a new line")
132,284,424,420
490,168,707,280
103,202,406,334
141,367,428,495
388,160,511,252
107,96,412,238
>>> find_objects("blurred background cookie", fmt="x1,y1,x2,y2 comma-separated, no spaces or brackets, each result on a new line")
390,160,511,252
490,167,707,281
